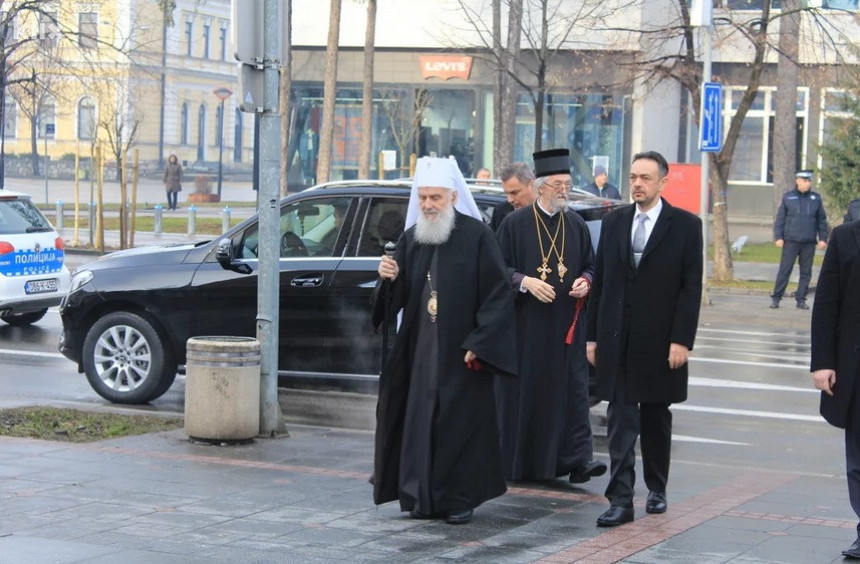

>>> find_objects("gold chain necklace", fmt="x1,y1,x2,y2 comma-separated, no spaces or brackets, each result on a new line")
426,271,438,322
533,204,567,282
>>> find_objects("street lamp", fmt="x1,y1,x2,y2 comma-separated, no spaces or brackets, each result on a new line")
213,87,233,199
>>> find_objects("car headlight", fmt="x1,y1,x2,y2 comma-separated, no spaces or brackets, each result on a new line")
68,269,94,294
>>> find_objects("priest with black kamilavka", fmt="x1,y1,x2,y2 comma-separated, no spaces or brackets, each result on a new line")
496,148,607,484
371,157,518,525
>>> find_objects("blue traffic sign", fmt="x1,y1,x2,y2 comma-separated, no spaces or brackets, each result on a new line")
700,82,722,152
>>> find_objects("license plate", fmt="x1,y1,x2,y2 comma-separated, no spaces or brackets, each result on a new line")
25,278,58,294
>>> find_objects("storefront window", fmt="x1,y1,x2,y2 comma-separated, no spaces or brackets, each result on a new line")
509,92,625,188
416,88,477,176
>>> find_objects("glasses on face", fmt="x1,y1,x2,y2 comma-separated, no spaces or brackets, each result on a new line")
545,181,572,191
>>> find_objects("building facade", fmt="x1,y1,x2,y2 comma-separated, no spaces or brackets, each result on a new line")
2,0,858,219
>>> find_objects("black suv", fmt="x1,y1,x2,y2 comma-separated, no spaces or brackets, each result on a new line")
58,180,623,404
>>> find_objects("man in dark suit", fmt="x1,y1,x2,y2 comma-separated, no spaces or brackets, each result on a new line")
811,220,860,559
585,150,703,527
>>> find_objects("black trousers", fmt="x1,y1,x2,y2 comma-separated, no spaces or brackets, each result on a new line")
846,395,860,535
605,371,672,507
771,240,815,302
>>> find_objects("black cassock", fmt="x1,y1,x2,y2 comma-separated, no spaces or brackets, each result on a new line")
371,212,518,516
496,203,595,481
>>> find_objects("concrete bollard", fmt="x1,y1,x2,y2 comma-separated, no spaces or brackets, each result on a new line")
222,206,231,233
154,204,163,234
55,201,64,230
188,205,197,236
184,336,261,441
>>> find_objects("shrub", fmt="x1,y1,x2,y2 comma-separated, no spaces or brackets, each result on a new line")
194,174,213,194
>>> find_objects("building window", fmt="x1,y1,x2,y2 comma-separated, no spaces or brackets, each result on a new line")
38,11,58,49
78,12,98,49
38,101,56,139
724,87,808,184
184,21,193,56
722,0,782,8
202,24,210,59
3,98,16,139
234,108,242,162
78,97,96,139
1,11,17,46
197,104,206,161
219,27,227,61
181,102,189,144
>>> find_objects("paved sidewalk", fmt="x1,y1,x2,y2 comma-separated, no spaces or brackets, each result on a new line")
0,419,853,564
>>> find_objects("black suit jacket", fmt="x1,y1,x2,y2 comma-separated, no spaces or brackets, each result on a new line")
812,221,860,429
585,198,703,403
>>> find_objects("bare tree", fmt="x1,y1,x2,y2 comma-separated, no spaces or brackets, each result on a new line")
357,0,376,179
772,0,801,212
612,2,852,281
316,0,341,184
379,87,431,174
280,0,292,196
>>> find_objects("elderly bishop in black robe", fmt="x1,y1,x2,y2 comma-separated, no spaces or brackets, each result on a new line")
496,148,606,484
372,157,518,525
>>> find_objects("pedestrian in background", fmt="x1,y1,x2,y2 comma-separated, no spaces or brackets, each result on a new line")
490,162,536,232
582,165,621,200
372,157,518,525
162,154,183,211
811,219,860,559
496,148,606,485
770,169,828,310
586,150,703,527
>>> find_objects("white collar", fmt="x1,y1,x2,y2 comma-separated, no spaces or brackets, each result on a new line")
635,198,663,223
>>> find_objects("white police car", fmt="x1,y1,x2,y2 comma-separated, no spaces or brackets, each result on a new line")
0,190,70,326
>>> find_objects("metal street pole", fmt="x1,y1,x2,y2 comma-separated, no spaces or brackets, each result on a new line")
213,87,233,200
44,126,48,205
218,98,225,198
700,26,712,307
257,0,283,435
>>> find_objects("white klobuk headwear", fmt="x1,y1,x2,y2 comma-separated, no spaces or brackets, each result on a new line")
404,157,483,229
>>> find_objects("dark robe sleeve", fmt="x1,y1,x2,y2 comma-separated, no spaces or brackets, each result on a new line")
462,225,518,378
371,232,408,329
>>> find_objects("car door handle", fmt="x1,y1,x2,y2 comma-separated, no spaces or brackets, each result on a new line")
291,275,323,287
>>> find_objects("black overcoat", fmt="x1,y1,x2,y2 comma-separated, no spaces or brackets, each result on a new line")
585,199,703,404
812,222,860,429
371,212,518,508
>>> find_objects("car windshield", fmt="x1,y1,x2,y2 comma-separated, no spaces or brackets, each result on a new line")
0,199,53,235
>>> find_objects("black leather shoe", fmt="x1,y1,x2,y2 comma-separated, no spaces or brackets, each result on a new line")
446,509,473,525
596,505,634,527
842,537,860,559
769,299,780,309
645,491,667,514
569,460,608,484
796,301,809,310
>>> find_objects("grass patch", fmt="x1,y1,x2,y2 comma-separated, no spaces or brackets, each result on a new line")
60,216,241,236
0,406,182,443
714,243,824,265
708,279,784,292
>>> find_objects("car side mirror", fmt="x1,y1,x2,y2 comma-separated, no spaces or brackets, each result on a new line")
215,238,251,274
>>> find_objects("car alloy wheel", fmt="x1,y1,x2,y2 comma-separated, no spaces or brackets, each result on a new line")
82,311,176,404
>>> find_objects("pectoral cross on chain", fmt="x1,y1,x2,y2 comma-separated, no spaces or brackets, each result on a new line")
537,262,552,281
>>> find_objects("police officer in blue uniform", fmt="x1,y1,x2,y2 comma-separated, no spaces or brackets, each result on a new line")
770,169,829,310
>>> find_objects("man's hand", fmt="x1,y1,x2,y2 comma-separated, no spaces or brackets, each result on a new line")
586,342,597,367
817,240,827,250
668,343,689,370
813,369,836,396
523,276,556,303
569,276,590,299
378,255,398,281
775,239,784,248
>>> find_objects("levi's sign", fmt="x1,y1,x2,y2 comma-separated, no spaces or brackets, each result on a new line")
419,55,473,80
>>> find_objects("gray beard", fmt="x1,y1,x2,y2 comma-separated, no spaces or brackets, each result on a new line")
415,206,456,245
